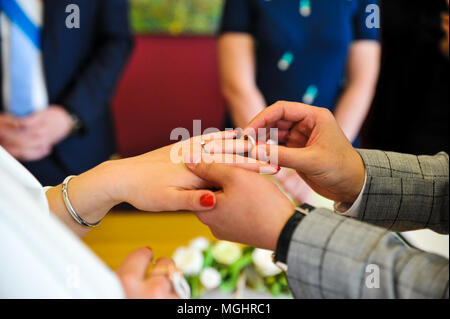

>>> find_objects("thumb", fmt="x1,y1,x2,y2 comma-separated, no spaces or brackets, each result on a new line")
251,143,310,172
169,189,216,212
117,247,154,281
184,154,236,187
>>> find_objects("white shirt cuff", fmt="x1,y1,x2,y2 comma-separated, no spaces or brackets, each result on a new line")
333,172,367,217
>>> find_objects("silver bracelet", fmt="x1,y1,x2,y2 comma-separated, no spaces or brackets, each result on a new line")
62,175,102,228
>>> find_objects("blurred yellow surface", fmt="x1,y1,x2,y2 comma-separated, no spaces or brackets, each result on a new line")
83,211,215,270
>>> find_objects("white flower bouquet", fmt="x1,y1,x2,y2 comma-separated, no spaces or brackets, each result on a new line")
172,237,291,299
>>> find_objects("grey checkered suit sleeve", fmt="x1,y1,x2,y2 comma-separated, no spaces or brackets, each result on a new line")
286,151,449,299
356,150,449,234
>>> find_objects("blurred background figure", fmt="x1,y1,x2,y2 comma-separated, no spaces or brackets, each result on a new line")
363,0,449,155
0,0,133,186
217,0,381,202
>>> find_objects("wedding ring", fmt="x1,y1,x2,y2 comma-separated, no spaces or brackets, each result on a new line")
244,135,257,151
200,140,207,153
247,135,257,149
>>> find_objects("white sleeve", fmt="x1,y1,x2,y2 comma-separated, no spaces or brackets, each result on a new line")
0,147,124,298
333,172,367,217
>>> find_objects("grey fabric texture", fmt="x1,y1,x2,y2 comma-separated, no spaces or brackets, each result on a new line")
357,150,449,233
286,150,449,299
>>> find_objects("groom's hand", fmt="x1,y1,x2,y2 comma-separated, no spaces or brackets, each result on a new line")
244,101,366,204
186,158,294,251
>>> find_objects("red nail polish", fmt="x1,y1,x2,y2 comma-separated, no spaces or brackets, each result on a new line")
200,194,215,207
277,166,281,173
146,246,153,252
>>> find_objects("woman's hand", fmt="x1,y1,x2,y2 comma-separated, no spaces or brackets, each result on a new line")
117,247,181,299
109,130,279,213
244,101,366,204
47,130,278,237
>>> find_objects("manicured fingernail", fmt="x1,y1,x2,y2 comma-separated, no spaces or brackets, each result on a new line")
259,166,278,175
200,194,215,207
277,166,281,173
146,246,153,252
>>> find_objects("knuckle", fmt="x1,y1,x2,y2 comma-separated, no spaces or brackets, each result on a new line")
211,230,223,240
319,107,333,119
196,212,211,226
188,192,198,210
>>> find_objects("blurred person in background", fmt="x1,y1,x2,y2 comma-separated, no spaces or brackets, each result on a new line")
218,0,381,202
0,0,133,186
363,0,449,155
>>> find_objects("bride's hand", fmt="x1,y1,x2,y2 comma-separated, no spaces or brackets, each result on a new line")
112,130,279,212
47,130,278,236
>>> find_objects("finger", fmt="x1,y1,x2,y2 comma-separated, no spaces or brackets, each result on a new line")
184,155,238,188
276,120,294,131
286,129,309,147
196,130,238,142
144,275,175,299
214,153,280,175
117,247,154,281
203,139,251,154
250,143,310,170
146,258,178,297
150,257,177,277
165,189,216,211
244,101,318,135
187,152,280,176
19,112,45,129
0,114,20,130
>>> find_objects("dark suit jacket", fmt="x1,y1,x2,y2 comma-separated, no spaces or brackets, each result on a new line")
1,0,133,179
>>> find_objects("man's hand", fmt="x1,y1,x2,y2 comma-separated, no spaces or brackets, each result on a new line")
1,106,73,161
186,158,294,251
0,113,20,138
20,105,74,147
244,101,366,204
1,105,73,161
0,112,52,161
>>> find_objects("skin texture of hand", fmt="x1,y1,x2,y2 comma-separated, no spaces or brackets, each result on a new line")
46,131,276,237
186,158,295,251
244,101,366,204
0,112,50,161
0,106,73,161
117,247,180,299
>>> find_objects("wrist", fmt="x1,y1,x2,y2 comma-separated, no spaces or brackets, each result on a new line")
71,161,123,221
274,204,312,264
94,160,127,207
341,151,366,204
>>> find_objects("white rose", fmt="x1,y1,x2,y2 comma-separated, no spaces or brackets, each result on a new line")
172,247,204,276
189,237,210,252
200,267,222,290
252,248,282,277
211,241,242,265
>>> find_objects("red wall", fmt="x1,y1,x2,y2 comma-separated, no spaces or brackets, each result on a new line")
112,36,226,158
